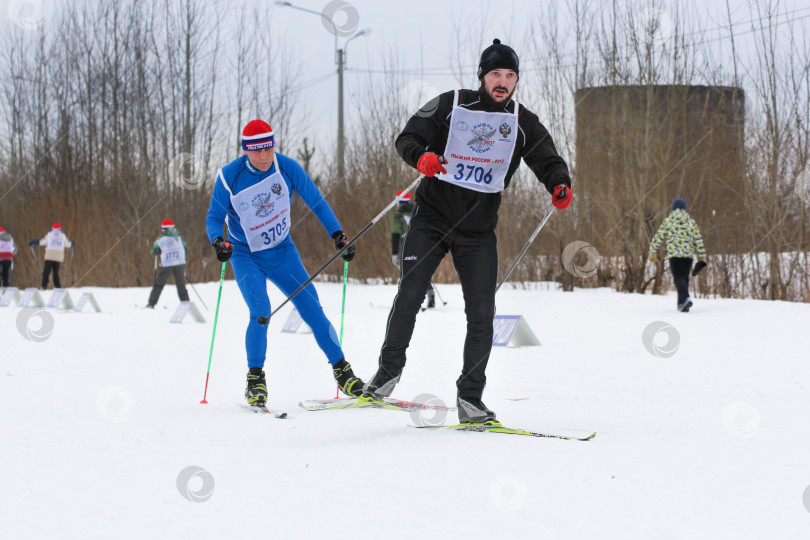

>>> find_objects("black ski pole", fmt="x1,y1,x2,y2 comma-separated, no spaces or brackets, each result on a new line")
71,245,75,285
269,175,424,319
495,206,556,293
711,209,725,296
29,243,39,268
186,272,209,310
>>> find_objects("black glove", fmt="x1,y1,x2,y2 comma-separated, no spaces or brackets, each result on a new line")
212,237,232,262
692,260,708,276
28,240,38,247
332,231,355,262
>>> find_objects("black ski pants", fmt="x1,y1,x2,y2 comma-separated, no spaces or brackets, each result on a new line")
669,257,693,306
41,260,61,289
1,260,11,287
380,209,497,400
396,257,434,302
148,264,189,306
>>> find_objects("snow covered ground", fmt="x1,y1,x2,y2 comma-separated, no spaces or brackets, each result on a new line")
2,280,810,539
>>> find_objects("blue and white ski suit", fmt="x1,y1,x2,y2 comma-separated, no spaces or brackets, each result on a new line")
206,153,344,368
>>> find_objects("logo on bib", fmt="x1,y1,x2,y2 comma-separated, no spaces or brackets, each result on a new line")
271,183,283,196
251,193,275,217
499,122,511,137
467,123,497,153
239,202,249,211
455,121,469,131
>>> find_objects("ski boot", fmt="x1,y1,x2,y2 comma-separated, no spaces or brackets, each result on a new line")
361,364,402,402
678,298,693,312
457,396,498,424
426,289,436,309
332,359,365,397
245,369,268,407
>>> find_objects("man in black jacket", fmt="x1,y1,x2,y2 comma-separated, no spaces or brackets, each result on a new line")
362,39,573,423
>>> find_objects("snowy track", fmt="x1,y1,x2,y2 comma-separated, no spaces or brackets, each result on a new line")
2,282,809,539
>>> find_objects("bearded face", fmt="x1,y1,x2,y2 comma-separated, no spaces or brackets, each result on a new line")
479,69,518,106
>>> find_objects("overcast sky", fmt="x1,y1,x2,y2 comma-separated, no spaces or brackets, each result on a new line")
3,0,810,157
262,0,810,158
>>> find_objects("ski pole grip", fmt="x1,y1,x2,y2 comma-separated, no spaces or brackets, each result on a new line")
439,155,447,164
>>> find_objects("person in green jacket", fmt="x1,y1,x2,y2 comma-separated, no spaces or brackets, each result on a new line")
648,198,707,312
147,219,189,308
391,190,435,308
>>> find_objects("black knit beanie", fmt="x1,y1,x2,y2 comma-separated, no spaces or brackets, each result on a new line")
477,39,520,80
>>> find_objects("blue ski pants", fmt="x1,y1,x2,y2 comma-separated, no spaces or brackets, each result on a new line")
230,241,344,368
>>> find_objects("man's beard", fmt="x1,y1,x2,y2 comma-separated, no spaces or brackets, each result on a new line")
478,83,515,110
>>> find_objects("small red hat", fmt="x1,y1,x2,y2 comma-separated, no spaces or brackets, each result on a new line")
396,190,411,203
241,120,275,151
52,223,61,230
161,219,175,229
0,227,5,233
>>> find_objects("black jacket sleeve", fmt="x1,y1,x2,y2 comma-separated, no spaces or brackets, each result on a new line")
395,91,455,168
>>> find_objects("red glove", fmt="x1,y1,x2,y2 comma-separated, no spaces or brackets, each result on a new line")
416,153,447,177
552,185,572,209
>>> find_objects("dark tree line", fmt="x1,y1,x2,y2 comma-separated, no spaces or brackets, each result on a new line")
1,0,808,302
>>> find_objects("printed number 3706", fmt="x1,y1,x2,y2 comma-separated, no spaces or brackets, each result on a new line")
454,164,493,184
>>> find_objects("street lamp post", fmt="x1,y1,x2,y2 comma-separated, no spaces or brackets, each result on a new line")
338,29,369,179
274,1,369,180
337,46,344,179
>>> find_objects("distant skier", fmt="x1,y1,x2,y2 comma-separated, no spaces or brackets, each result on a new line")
391,190,435,308
363,39,573,424
648,198,707,312
205,119,365,407
0,227,18,288
146,219,190,308
29,223,73,289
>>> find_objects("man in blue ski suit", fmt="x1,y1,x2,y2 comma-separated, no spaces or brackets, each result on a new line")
205,119,364,407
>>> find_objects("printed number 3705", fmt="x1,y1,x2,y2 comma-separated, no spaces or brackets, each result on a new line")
261,217,288,245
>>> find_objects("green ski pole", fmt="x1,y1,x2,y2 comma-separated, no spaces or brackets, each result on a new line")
201,249,229,404
335,260,349,399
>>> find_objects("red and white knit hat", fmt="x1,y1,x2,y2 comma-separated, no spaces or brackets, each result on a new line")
161,219,175,229
396,190,411,203
52,223,61,230
241,120,275,151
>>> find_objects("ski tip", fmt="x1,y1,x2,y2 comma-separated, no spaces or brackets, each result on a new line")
240,404,287,417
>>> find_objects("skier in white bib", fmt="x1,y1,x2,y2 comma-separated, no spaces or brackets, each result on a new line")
363,40,574,424
29,223,73,290
0,227,18,288
146,219,190,308
205,119,365,408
